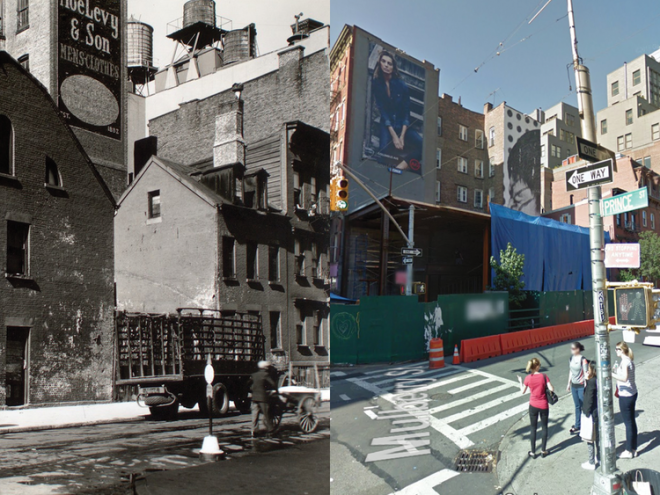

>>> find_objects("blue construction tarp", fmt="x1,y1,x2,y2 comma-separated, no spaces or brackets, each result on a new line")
490,203,610,292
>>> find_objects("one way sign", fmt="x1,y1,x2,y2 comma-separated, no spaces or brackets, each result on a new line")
565,159,613,191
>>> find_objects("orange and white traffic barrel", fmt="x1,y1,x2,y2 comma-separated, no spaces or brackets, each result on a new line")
429,338,445,369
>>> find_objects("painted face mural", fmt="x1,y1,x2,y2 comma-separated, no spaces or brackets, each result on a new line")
505,129,541,216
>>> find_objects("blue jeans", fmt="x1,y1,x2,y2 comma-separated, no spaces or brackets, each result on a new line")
618,393,638,452
571,384,584,429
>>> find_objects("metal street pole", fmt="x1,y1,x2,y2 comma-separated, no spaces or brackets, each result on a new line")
567,0,621,492
406,205,414,296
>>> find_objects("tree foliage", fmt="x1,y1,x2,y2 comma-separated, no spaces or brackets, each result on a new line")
638,231,660,283
489,242,526,307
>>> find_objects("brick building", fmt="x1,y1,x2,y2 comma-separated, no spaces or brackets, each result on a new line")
0,0,128,199
0,52,116,407
116,19,330,377
436,94,501,213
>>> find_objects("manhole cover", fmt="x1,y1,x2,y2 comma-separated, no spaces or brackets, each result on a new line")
454,450,496,473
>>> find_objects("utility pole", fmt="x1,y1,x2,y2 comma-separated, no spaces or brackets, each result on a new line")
532,2,620,492
567,0,620,492
406,205,414,296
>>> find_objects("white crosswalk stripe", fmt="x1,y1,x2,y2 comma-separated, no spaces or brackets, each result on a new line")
347,364,531,449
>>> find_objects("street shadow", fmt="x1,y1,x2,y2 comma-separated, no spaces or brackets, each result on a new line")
636,430,660,456
508,411,572,455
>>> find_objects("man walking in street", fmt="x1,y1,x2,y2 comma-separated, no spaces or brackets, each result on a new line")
251,360,277,437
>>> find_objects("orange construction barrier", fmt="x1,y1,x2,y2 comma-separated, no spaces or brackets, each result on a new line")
459,335,502,363
500,330,533,355
452,345,460,365
429,338,445,369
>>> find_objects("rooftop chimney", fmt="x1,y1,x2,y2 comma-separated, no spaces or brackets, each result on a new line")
484,102,493,113
213,98,246,168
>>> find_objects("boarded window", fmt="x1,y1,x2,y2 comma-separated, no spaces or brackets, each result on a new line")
7,221,29,275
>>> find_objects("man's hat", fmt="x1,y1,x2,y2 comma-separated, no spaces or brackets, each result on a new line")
257,360,271,369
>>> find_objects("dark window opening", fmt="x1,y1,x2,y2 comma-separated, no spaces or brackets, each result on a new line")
0,115,13,175
17,54,29,71
268,245,280,282
246,242,258,280
269,311,281,349
148,190,160,219
313,311,324,346
7,221,29,276
45,157,60,187
222,237,236,278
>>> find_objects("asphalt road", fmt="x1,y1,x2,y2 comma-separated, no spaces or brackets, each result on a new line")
330,329,659,495
0,403,329,495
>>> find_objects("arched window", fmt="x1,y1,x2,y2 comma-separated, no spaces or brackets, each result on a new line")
45,156,61,187
0,115,14,176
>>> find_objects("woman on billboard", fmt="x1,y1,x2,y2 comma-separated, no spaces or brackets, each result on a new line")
371,50,423,173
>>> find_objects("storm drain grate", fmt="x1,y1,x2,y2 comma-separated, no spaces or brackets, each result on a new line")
453,449,497,473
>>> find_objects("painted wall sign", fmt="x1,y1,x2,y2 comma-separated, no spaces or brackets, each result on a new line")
58,0,122,140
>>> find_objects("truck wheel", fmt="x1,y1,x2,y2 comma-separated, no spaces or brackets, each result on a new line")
149,401,179,421
211,383,229,416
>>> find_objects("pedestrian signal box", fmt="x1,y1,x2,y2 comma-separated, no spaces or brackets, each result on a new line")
330,176,349,211
613,286,660,332
413,282,426,295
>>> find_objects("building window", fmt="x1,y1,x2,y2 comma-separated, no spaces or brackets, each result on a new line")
437,116,442,136
617,136,625,152
435,180,441,203
148,190,161,219
489,160,495,177
17,54,29,71
0,1,4,37
436,148,442,169
541,144,546,158
459,125,468,141
16,0,28,32
296,308,307,345
294,239,305,277
488,187,495,203
293,171,301,207
643,210,647,227
269,311,281,349
652,123,660,141
45,157,61,187
616,214,621,226
611,80,619,96
626,109,633,125
489,127,495,147
474,189,483,209
565,113,575,127
560,213,571,224
625,133,632,149
551,144,561,158
457,186,468,203
7,221,30,276
652,213,656,230
0,115,13,175
246,242,258,280
222,237,236,279
475,130,484,149
633,69,641,86
643,156,651,169
311,242,322,278
457,156,468,174
475,160,484,178
268,245,280,282
601,119,608,135
313,311,325,346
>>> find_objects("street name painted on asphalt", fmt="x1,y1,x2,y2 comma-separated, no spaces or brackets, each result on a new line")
601,187,648,217
565,159,614,191
401,247,423,257
604,243,640,269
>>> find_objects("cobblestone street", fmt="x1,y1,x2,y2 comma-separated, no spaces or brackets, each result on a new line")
0,405,329,494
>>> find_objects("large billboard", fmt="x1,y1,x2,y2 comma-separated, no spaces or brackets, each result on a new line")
58,0,122,140
363,42,426,175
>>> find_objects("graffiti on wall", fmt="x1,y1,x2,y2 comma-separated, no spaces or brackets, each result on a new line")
331,312,360,340
424,305,445,352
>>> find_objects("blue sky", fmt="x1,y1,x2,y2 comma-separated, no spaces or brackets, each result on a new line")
331,0,660,116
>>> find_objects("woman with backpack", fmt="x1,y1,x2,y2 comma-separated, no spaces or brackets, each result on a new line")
581,361,599,470
567,341,589,434
518,357,555,459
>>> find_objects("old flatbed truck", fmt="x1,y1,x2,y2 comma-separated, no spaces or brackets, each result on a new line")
116,308,265,419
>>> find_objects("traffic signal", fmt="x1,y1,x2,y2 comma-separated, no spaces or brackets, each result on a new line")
613,285,658,333
413,282,427,295
330,175,349,211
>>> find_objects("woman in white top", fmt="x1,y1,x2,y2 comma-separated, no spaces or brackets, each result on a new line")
612,341,638,458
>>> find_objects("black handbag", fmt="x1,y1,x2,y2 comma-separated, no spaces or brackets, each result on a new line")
544,374,559,405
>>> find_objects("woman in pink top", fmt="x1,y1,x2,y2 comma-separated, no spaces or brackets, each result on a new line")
518,357,555,459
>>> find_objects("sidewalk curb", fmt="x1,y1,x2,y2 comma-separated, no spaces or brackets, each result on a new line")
0,415,149,435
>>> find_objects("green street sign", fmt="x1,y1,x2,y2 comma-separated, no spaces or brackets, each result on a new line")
600,187,648,217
